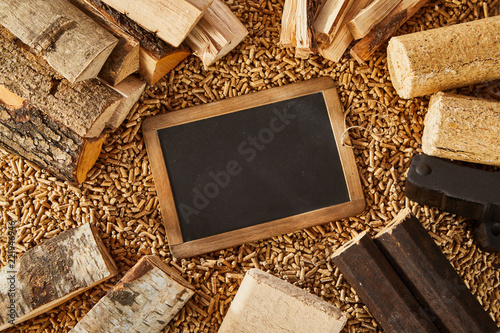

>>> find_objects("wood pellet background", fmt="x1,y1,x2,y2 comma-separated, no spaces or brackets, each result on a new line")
1,0,499,332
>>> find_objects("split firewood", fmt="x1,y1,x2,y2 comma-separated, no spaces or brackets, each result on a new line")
0,0,118,83
71,255,195,333
314,0,354,43
387,16,500,98
422,92,500,167
104,75,146,131
218,269,347,333
98,0,213,48
295,0,323,57
0,223,117,331
68,0,140,86
350,0,428,63
186,0,248,68
0,27,122,139
86,0,191,85
347,0,402,40
279,0,298,47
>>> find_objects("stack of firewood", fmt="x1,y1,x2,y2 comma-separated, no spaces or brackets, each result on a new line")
0,0,248,185
280,0,427,63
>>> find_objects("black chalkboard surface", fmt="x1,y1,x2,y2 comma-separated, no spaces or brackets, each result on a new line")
143,78,364,258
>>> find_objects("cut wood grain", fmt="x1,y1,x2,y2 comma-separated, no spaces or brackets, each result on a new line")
68,0,140,86
295,0,323,57
105,75,146,131
71,255,195,333
279,0,298,47
374,209,499,333
86,0,192,85
313,0,353,43
0,27,122,139
347,0,401,40
331,232,440,333
99,0,213,47
0,0,117,83
350,0,428,63
0,223,117,331
218,269,347,333
186,0,248,68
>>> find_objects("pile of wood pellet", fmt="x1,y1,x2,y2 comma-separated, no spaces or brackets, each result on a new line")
1,0,499,332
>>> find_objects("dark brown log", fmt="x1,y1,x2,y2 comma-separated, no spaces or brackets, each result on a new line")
331,231,439,333
374,208,499,333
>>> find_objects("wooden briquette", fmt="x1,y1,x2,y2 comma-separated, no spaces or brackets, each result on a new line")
0,27,122,139
279,0,298,48
331,231,440,333
185,0,248,68
313,0,354,43
68,0,140,86
350,0,428,63
99,0,213,48
71,255,195,333
105,75,146,131
387,16,500,99
347,0,402,40
422,92,500,167
374,208,498,333
218,268,347,333
0,0,118,83
295,0,323,57
86,0,191,85
0,223,117,331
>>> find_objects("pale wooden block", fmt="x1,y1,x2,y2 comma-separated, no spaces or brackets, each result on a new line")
71,255,195,333
279,0,298,48
218,269,347,333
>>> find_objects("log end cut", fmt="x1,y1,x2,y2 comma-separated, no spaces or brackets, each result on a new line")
139,47,191,85
76,134,107,184
387,37,414,99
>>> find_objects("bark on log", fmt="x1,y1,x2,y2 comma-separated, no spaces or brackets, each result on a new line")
347,0,402,40
331,232,439,333
295,0,323,58
86,0,191,85
218,269,347,333
387,16,500,98
0,223,117,331
71,255,195,333
374,208,498,333
0,0,118,83
186,0,248,68
422,92,500,167
99,0,213,48
279,0,298,48
0,27,122,139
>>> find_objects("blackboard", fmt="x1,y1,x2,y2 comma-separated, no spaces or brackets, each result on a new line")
143,78,364,258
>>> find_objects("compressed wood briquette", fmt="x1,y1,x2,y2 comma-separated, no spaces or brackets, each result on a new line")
422,92,500,166
387,16,500,98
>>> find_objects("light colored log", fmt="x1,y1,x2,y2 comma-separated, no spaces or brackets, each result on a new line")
295,0,323,57
279,0,298,47
186,0,248,68
422,92,500,167
0,0,117,83
313,0,353,43
99,0,213,47
0,27,122,139
0,223,117,330
71,255,195,333
347,0,401,40
387,16,500,98
218,269,347,333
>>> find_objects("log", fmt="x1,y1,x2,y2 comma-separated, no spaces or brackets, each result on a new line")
218,269,347,333
0,223,117,331
71,255,195,333
279,0,298,48
0,86,106,184
422,92,500,167
331,232,439,333
99,0,213,48
295,0,323,57
313,0,353,43
387,16,500,99
0,0,117,83
86,0,191,85
104,75,146,131
68,0,140,86
347,0,402,40
185,0,248,68
374,209,498,333
350,0,428,64
0,27,122,139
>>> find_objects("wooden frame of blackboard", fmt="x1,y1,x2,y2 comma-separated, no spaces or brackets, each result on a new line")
142,77,365,258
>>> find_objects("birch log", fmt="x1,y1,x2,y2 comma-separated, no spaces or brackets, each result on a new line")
0,0,117,83
0,223,117,331
186,0,248,68
422,92,500,166
71,255,195,333
387,16,500,98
